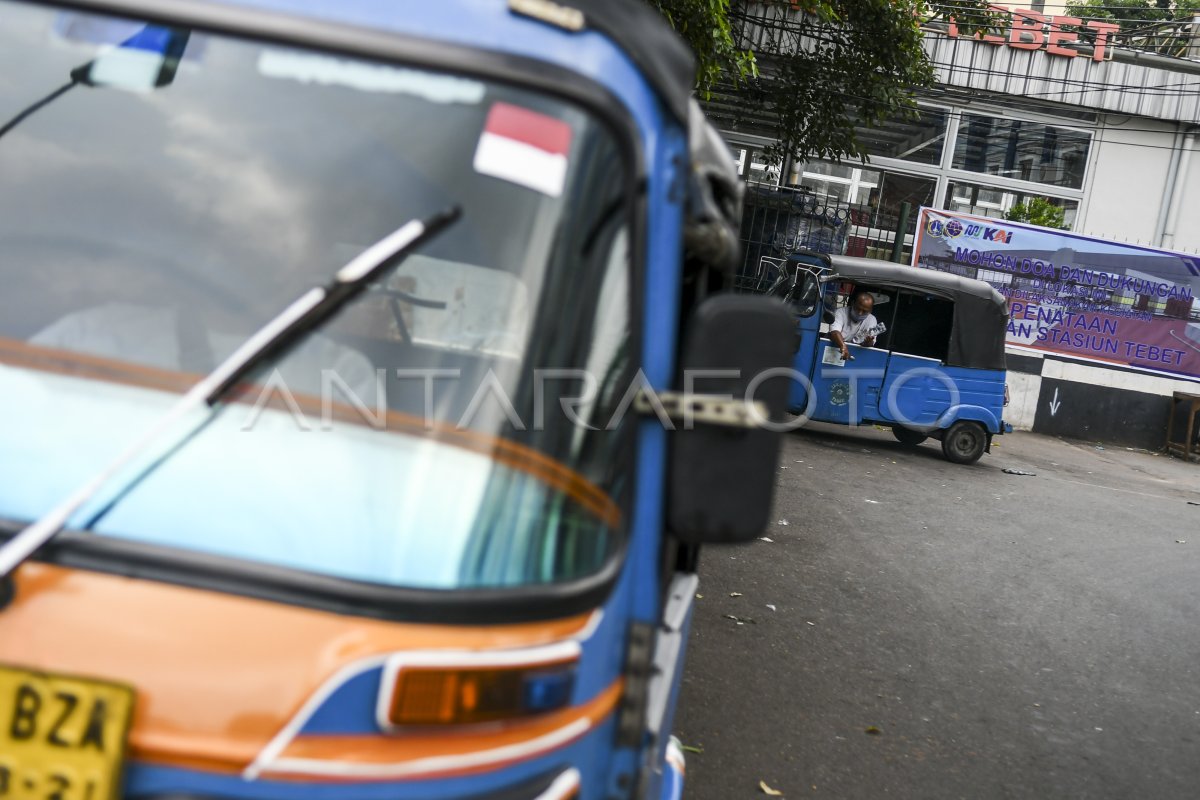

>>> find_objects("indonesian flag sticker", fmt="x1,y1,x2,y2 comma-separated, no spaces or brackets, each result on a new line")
473,102,572,198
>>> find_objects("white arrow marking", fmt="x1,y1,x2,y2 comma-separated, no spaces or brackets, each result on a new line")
1049,387,1061,417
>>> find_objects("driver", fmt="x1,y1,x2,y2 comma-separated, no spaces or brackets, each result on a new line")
828,290,878,361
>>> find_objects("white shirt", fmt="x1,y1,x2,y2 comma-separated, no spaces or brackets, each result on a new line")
830,306,878,345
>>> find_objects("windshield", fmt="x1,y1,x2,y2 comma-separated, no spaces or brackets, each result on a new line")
0,3,635,591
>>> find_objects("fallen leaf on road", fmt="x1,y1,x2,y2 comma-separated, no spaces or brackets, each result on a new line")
695,594,703,599
1002,468,1036,476
759,780,784,796
805,620,815,626
724,614,756,624
1188,501,1200,506
777,519,790,526
730,592,743,597
680,743,704,754
766,604,777,611
759,537,774,543
864,499,880,504
1177,540,1187,544
865,726,882,735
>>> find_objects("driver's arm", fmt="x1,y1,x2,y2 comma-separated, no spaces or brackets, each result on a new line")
828,308,850,359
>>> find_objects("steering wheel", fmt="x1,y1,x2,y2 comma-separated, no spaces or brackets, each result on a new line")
368,284,448,346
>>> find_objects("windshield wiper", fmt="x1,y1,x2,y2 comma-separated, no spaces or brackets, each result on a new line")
0,206,461,579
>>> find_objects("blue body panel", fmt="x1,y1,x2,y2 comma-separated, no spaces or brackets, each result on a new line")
881,359,1005,433
805,342,889,426
787,305,824,415
129,721,616,800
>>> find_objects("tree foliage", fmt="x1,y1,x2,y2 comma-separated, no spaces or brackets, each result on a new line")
1065,0,1200,32
646,0,759,93
650,0,996,164
1005,198,1068,230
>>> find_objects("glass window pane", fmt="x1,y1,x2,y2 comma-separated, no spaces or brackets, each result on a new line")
952,114,1090,189
802,161,857,180
861,106,948,165
844,171,936,262
944,181,1079,229
0,2,634,591
746,147,781,186
794,174,852,204
792,163,882,207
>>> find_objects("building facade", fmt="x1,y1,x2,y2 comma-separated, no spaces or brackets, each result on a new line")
716,4,1200,448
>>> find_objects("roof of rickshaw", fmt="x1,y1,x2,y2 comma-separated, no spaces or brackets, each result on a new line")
828,255,1007,308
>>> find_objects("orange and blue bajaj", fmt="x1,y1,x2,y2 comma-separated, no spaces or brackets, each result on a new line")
0,0,754,797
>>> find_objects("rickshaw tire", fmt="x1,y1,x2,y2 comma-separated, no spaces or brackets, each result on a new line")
892,426,927,446
941,421,987,464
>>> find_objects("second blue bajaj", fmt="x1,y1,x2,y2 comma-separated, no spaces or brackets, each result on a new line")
772,252,1012,464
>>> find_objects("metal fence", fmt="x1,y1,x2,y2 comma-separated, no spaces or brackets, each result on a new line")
734,183,911,292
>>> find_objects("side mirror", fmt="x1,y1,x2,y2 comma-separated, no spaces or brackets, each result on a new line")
667,294,795,543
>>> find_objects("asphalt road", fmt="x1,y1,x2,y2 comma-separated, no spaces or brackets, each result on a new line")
674,424,1200,799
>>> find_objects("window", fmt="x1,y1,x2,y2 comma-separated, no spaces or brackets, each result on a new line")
792,164,936,260
0,2,636,592
792,162,879,205
821,283,896,349
945,181,1079,229
890,292,955,362
734,145,781,186
770,266,821,318
952,114,1091,189
860,106,948,165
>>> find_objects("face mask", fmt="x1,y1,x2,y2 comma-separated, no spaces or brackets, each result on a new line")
849,309,867,322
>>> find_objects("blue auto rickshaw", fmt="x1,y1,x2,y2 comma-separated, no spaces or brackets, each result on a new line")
772,252,1011,464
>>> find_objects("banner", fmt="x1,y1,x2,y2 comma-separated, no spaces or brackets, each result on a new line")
911,208,1200,381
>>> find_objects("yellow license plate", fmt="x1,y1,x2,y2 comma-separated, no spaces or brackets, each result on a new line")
0,666,134,800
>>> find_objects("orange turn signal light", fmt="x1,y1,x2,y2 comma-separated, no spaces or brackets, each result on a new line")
387,661,576,726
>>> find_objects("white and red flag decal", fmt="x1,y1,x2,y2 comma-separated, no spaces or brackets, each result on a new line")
473,102,572,197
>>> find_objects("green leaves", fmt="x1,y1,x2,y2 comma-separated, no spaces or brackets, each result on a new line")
648,0,758,99
1066,0,1200,32
647,0,994,163
1005,198,1069,230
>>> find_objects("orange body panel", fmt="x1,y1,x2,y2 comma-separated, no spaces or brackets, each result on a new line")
0,563,596,772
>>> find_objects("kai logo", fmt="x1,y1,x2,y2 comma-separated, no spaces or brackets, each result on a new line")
978,226,1013,243
926,216,1014,245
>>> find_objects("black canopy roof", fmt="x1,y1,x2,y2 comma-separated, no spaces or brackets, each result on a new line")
557,0,696,124
828,255,1007,306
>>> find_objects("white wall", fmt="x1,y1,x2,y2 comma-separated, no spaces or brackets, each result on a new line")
1078,117,1176,247
1040,358,1200,397
1005,369,1043,430
1164,134,1200,254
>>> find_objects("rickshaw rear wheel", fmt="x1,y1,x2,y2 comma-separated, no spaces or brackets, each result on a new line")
941,421,987,464
892,426,927,446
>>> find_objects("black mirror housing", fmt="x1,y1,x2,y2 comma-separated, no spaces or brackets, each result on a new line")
667,293,794,543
